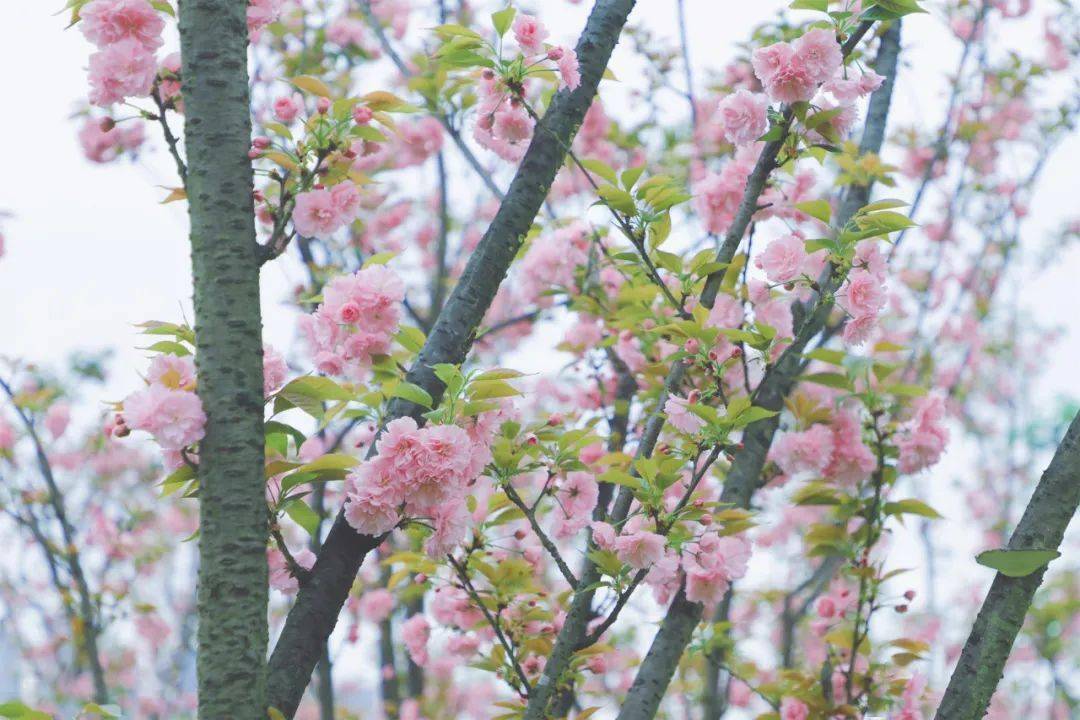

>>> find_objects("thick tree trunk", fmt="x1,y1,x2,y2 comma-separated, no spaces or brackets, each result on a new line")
178,1,268,717
935,410,1080,720
264,1,637,715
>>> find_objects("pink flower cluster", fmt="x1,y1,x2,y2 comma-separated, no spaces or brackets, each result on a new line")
551,471,599,539
773,411,875,484
752,28,842,104
517,222,590,305
665,395,706,435
755,233,808,284
292,182,362,239
780,697,809,720
771,423,834,476
694,145,758,235
343,416,492,557
80,0,164,106
299,265,405,377
122,355,205,452
715,89,768,146
247,0,283,41
474,92,535,163
267,546,315,595
78,116,145,163
683,532,751,605
512,14,548,54
838,241,888,345
897,394,950,474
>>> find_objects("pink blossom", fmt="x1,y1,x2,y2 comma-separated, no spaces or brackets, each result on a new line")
247,0,283,41
683,533,752,605
401,614,430,666
591,521,616,550
613,525,666,569
772,424,834,476
815,595,837,618
552,471,599,539
78,117,143,163
825,409,876,484
665,395,706,435
556,48,581,91
79,0,164,51
427,499,471,556
716,90,768,146
897,394,950,474
44,403,72,439
134,612,171,647
706,293,744,330
512,14,549,55
0,419,14,452
292,185,360,240
268,547,316,595
752,30,839,104
358,588,395,623
263,344,288,396
493,106,533,143
838,269,887,318
780,697,809,720
123,384,206,450
88,38,157,106
147,354,196,391
273,94,303,123
755,234,807,284
793,28,842,84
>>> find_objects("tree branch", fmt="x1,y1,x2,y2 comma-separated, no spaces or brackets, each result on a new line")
934,409,1080,719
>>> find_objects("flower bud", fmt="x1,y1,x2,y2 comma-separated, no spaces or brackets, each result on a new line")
352,105,373,124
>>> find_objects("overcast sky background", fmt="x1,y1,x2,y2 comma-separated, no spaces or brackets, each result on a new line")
0,0,1077,707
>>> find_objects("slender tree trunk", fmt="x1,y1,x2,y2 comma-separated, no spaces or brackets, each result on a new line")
178,1,268,717
265,2,638,714
935,410,1080,719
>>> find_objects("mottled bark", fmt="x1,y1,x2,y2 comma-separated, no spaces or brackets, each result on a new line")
178,1,268,717
265,2,637,715
934,410,1080,720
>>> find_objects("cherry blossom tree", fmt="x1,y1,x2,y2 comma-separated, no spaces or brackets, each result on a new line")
1,0,1078,718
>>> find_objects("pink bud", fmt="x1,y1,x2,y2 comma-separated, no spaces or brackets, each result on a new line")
316,97,331,114
547,47,564,61
252,136,271,149
352,105,373,124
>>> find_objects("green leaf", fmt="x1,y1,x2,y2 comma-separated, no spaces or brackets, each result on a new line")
597,185,637,215
0,702,52,720
883,498,942,519
491,6,516,36
285,500,322,537
82,704,123,718
395,326,426,353
793,199,831,225
802,372,852,390
294,453,360,477
580,159,618,185
392,382,434,409
290,75,333,98
863,0,928,20
975,549,1061,577
804,348,846,366
149,0,175,17
620,165,646,190
790,0,828,9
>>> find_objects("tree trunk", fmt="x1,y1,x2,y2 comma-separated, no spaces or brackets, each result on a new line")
935,409,1080,719
178,1,268,717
